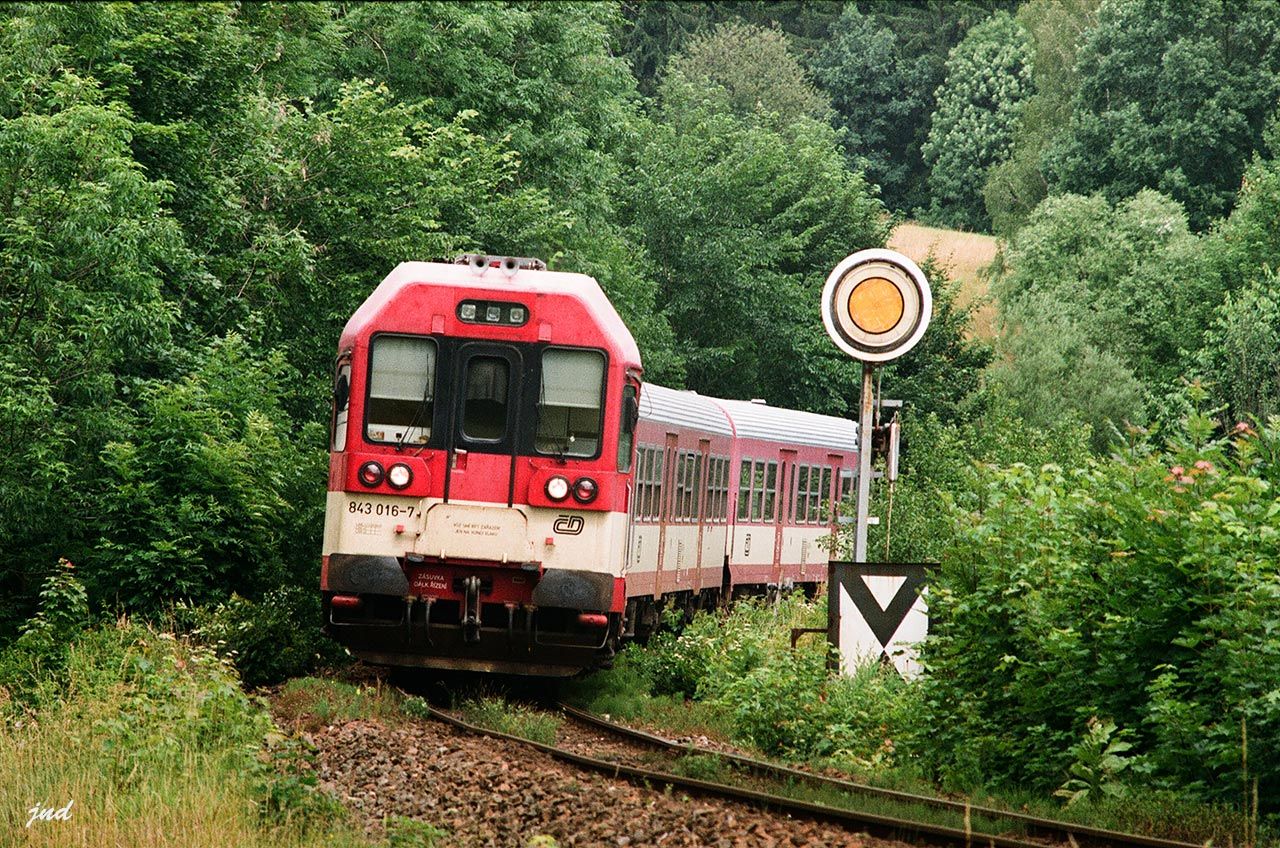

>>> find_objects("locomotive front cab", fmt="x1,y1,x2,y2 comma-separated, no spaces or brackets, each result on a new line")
321,258,642,676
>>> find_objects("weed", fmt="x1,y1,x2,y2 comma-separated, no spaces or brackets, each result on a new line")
400,695,433,721
386,815,449,847
1055,717,1138,806
273,677,404,732
671,753,729,782
457,696,561,745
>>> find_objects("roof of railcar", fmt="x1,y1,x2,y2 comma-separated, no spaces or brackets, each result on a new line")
638,384,734,436
713,397,857,453
639,384,857,453
340,261,641,363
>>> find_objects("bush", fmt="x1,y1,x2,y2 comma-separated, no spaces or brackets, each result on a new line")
183,586,345,688
87,334,327,615
622,596,919,766
0,558,91,711
917,402,1280,811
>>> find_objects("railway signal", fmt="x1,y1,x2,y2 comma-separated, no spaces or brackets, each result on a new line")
821,248,932,678
821,248,932,364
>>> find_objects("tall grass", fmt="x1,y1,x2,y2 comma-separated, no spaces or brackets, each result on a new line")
0,622,367,848
273,677,405,733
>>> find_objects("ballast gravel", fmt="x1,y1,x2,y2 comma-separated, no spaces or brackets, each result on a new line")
301,716,909,847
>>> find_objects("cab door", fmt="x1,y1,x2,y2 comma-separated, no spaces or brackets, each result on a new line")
445,343,524,505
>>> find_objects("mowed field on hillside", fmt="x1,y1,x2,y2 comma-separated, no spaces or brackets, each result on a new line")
887,222,999,339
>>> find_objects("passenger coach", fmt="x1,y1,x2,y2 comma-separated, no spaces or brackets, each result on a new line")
322,257,856,676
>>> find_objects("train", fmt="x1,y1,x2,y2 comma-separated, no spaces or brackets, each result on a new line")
321,255,857,676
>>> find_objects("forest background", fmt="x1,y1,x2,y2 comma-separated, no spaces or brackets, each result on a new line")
3,0,1280,823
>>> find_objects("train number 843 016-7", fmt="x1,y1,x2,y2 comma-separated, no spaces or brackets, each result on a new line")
347,501,419,518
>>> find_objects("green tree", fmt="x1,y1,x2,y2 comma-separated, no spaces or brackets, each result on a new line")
1045,0,1280,229
0,63,186,635
992,191,1214,405
989,291,1147,450
627,105,886,412
812,5,928,211
1207,115,1280,294
662,20,831,130
1196,276,1280,423
922,11,1034,231
1192,119,1280,421
850,1,1019,213
335,1,679,381
621,1,844,96
983,0,1099,235
88,335,325,612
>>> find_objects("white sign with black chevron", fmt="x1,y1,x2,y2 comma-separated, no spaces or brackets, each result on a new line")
828,563,929,679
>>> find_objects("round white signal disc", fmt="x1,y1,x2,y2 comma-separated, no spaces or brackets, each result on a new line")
821,249,932,363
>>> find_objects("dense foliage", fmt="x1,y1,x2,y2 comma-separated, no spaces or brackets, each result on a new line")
920,402,1280,810
1045,0,1280,230
923,12,1034,230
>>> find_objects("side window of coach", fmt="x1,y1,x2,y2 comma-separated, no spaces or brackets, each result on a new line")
330,358,351,452
365,335,436,445
537,348,605,458
618,384,637,472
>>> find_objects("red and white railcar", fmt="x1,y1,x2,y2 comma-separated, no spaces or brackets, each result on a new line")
626,388,857,633
322,257,857,676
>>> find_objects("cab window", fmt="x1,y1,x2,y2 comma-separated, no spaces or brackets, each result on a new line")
536,348,605,458
365,335,436,444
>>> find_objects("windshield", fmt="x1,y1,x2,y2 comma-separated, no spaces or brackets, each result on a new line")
365,335,436,445
535,348,605,458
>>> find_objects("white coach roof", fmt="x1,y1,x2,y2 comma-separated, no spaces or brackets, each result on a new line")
639,384,733,435
713,397,857,453
639,384,857,452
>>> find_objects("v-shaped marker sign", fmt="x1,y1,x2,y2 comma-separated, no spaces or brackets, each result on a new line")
843,572,925,648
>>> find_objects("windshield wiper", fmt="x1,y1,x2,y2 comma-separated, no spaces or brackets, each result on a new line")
396,387,433,452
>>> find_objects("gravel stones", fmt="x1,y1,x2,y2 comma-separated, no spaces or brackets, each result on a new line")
306,716,906,847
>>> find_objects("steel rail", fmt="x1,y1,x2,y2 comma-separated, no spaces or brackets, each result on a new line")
557,703,1205,848
425,705,1055,848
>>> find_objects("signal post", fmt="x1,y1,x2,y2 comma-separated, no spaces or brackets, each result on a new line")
820,250,932,677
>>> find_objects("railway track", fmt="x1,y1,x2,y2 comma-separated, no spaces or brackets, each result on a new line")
555,704,1204,848
424,701,1206,848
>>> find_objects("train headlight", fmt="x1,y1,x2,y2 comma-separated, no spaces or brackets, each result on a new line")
572,477,598,504
387,462,412,489
545,476,570,501
358,461,385,487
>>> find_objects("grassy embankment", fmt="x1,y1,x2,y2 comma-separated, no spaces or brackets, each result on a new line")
0,618,370,848
887,222,999,340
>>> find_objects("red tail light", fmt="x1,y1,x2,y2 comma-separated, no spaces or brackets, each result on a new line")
358,461,385,487
572,477,598,504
